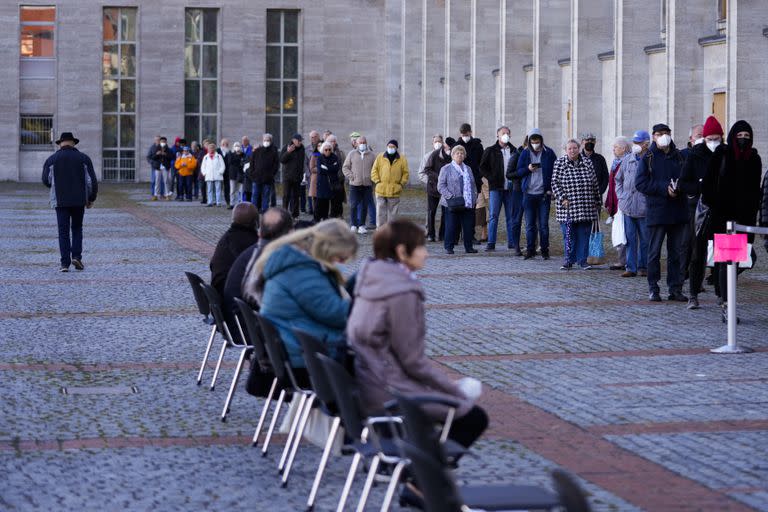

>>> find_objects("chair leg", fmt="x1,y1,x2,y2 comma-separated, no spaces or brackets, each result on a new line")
355,455,380,512
262,389,286,457
209,339,228,391
220,348,248,422
282,394,316,487
336,452,362,512
380,460,407,512
278,393,307,473
252,377,278,447
306,416,341,511
196,325,217,385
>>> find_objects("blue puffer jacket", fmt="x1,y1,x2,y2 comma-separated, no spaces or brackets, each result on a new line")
260,245,350,368
635,142,688,226
516,146,557,195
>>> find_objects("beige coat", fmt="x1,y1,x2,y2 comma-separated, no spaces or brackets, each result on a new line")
308,153,319,197
346,259,472,420
342,149,376,186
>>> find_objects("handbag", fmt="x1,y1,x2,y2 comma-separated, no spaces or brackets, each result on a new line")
446,196,466,212
587,219,606,265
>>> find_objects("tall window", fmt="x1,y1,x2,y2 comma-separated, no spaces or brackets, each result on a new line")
20,6,55,78
185,9,219,143
102,7,137,181
266,10,299,147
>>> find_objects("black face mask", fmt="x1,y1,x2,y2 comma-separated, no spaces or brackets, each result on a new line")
735,137,751,149
584,142,595,152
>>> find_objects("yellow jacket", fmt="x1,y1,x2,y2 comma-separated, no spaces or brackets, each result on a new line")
371,153,409,198
174,154,197,177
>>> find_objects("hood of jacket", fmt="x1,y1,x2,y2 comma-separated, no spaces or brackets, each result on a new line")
354,259,424,301
727,120,753,146
262,244,320,281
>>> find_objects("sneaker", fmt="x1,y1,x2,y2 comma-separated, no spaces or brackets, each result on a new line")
71,259,84,271
357,226,367,234
621,271,636,278
560,263,572,270
445,249,455,255
668,292,688,302
59,266,69,272
649,292,662,302
686,297,700,310
485,244,495,252
350,225,357,232
580,264,592,270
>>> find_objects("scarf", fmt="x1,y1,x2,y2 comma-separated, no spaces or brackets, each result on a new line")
605,159,622,216
452,161,474,208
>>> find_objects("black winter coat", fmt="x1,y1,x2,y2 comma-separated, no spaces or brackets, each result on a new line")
455,137,484,191
151,147,174,170
210,224,260,296
279,144,306,183
679,142,715,207
423,148,451,197
249,146,280,184
635,142,688,226
316,153,341,200
481,142,519,191
42,146,98,208
583,151,609,196
226,151,246,183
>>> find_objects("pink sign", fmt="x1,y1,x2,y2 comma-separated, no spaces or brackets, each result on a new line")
714,234,748,263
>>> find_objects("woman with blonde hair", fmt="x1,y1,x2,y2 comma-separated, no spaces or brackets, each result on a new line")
255,219,358,374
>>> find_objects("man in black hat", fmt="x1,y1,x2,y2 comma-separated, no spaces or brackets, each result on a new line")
42,132,98,272
278,133,306,219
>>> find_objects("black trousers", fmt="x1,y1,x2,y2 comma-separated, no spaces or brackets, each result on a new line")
688,228,708,297
55,206,85,267
314,198,331,222
447,405,488,449
444,208,475,252
427,195,445,240
283,180,301,218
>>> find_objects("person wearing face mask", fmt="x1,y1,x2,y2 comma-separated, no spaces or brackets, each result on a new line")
241,136,254,203
681,124,704,162
305,130,321,215
279,133,307,219
217,139,232,206
248,133,279,213
604,136,631,270
343,135,377,233
173,146,197,201
325,135,347,219
151,136,174,201
701,120,762,312
615,130,650,278
371,139,410,228
225,142,245,209
201,142,226,207
349,131,361,151
580,133,609,197
146,135,161,197
679,116,723,309
635,123,688,302
516,128,557,259
420,137,454,242
314,142,342,222
480,126,520,252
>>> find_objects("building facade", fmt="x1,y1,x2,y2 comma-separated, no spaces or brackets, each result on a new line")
3,0,767,182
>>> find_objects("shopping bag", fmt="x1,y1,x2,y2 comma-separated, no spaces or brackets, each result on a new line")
611,210,627,247
587,221,606,265
302,409,345,455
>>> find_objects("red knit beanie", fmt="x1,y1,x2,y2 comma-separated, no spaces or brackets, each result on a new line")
702,116,723,138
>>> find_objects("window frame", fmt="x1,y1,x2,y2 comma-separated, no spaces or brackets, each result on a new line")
19,5,56,79
19,113,54,150
184,8,220,143
265,9,301,148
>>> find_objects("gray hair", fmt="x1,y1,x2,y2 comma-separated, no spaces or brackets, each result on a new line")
450,145,467,157
563,138,581,150
320,141,334,152
262,133,273,140
613,136,631,151
497,125,510,134
432,133,444,142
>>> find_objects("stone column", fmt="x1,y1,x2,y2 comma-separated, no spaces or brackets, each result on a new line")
423,0,446,144
446,0,471,138
570,0,613,147
532,0,571,147
1,3,20,180
666,0,711,139
399,0,424,169
474,0,501,143
505,0,534,145
727,0,768,159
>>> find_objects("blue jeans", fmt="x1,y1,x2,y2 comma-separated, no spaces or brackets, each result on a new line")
560,221,591,266
509,189,524,249
366,187,377,226
624,215,648,273
178,175,193,200
207,180,222,205
523,194,550,254
55,206,85,267
646,223,686,295
348,185,370,227
444,208,476,252
251,182,272,213
488,189,514,246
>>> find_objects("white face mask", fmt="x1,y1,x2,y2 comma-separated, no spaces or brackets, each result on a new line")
656,134,671,148
706,140,721,152
160,142,167,148
530,142,541,151
500,134,510,144
694,137,705,146
433,142,442,151
358,144,367,152
387,147,397,155
461,135,471,143
631,144,643,155
262,141,271,148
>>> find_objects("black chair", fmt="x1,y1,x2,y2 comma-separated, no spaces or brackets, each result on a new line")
317,354,405,512
552,469,592,512
396,395,565,512
233,298,278,447
254,313,313,479
294,331,342,510
199,283,251,421
184,272,216,385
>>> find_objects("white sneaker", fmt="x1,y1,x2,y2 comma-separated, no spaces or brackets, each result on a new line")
350,225,357,232
357,226,367,234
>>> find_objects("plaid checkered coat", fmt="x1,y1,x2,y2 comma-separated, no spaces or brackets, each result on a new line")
551,155,601,223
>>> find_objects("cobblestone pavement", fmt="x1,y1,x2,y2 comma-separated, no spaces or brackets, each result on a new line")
1,183,767,511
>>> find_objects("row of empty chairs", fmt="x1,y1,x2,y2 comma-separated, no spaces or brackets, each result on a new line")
185,271,591,511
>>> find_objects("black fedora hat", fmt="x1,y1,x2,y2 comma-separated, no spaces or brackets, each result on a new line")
55,132,80,145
